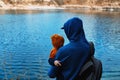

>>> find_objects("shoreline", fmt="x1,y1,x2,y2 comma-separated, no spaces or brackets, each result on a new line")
0,4,120,12
63,5,120,11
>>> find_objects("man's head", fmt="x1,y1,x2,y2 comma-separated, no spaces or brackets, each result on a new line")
61,17,84,41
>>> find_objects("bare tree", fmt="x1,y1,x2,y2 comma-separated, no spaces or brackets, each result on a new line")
54,0,63,5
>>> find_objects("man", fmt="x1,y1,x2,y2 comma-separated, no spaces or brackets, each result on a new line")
48,17,90,80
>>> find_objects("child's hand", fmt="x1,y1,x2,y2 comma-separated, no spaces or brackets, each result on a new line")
54,60,61,67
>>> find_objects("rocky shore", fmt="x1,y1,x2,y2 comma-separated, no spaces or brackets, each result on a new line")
0,0,120,11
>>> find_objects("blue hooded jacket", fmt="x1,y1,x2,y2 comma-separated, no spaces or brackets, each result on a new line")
48,17,90,80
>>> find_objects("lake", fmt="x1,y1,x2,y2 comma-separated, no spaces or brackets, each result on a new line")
0,9,120,80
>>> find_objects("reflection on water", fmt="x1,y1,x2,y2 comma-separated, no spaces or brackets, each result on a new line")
0,9,120,80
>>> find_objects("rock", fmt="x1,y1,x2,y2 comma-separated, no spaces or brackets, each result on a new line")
0,0,7,7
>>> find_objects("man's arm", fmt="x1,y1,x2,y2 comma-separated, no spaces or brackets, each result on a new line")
48,65,60,78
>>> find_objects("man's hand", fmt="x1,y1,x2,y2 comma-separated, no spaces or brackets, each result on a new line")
54,60,61,67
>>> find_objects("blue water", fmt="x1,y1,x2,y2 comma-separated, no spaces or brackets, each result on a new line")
0,9,120,80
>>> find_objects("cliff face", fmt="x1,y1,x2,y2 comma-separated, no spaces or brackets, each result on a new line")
2,0,120,5
0,0,120,9
63,0,120,6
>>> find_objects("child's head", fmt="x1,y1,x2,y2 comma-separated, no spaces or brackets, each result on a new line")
51,34,64,49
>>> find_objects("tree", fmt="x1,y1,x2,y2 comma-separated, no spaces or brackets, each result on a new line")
54,0,63,5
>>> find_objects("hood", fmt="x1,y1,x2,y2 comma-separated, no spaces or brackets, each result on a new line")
62,17,86,41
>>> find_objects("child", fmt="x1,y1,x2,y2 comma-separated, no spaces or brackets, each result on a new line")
48,34,64,67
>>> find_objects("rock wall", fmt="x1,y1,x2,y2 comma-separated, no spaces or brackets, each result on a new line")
0,0,7,7
63,0,120,6
1,0,120,8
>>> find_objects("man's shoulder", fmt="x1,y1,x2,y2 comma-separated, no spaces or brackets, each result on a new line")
60,43,71,49
58,44,71,53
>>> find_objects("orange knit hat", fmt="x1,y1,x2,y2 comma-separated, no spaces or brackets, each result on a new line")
51,34,64,49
